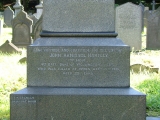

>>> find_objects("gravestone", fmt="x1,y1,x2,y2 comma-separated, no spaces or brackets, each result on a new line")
13,0,24,17
144,10,151,27
11,10,33,47
116,2,142,51
0,40,21,53
4,6,14,27
139,3,145,31
29,14,38,29
10,0,146,120
32,14,42,41
146,7,160,49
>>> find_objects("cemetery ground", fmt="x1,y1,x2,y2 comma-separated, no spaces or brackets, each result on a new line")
0,28,160,120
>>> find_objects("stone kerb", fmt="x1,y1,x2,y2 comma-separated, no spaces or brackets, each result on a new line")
12,10,33,46
116,2,142,51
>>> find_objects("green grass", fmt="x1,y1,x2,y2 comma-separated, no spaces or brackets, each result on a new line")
0,52,26,120
0,28,160,119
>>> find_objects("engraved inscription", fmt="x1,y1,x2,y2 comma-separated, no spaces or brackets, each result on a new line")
11,96,36,103
35,48,121,76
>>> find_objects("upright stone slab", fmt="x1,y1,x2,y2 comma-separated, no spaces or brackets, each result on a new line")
146,7,160,49
11,0,146,120
32,15,42,41
139,3,145,31
11,10,33,46
29,14,38,29
4,6,14,27
116,2,142,51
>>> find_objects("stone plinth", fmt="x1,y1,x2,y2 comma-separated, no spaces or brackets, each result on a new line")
27,38,130,87
10,87,146,120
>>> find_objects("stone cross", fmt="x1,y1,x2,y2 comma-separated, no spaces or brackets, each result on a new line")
151,0,156,11
13,0,24,16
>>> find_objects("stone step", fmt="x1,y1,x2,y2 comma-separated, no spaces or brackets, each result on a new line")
10,87,146,120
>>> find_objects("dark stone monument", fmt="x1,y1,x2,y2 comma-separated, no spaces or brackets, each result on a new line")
10,0,146,120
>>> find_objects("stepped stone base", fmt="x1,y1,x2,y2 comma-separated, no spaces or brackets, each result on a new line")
10,87,146,120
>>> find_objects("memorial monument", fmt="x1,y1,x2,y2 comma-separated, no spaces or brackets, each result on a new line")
10,0,146,119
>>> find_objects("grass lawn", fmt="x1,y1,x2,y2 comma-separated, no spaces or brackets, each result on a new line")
0,27,160,119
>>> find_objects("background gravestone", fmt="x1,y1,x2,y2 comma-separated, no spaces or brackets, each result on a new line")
116,2,142,51
10,0,146,120
146,7,160,49
32,14,42,41
12,10,33,47
29,14,38,29
4,6,14,27
139,3,145,32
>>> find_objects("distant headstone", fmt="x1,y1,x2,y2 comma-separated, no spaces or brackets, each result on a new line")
4,6,14,27
29,14,38,29
10,0,146,120
32,15,42,41
139,3,145,31
116,2,142,51
146,7,160,49
144,10,151,27
12,10,33,46
0,40,21,53
0,20,3,35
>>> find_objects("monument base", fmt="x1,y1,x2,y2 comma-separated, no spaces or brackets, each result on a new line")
10,87,146,120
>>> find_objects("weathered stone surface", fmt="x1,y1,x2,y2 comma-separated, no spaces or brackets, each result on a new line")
32,15,42,41
27,37,130,87
10,87,146,120
116,2,142,51
43,0,115,32
4,6,14,27
139,3,145,31
12,10,33,46
29,14,38,29
146,7,160,49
